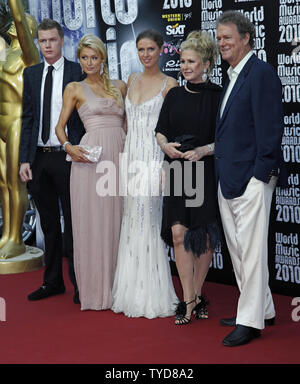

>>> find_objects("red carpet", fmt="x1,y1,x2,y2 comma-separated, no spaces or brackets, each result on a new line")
0,260,299,365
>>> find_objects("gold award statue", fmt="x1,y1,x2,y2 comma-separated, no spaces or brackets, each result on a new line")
0,0,43,271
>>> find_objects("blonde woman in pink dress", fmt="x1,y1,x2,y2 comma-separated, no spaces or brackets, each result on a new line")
55,35,126,310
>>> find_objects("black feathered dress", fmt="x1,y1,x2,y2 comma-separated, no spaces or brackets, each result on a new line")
155,81,222,256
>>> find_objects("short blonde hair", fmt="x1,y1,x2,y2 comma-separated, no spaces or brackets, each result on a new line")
77,34,121,106
180,31,218,75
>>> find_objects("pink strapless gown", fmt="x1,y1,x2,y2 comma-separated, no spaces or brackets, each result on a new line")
70,81,125,310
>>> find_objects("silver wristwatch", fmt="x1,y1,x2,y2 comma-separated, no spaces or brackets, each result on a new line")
207,144,213,153
62,141,71,151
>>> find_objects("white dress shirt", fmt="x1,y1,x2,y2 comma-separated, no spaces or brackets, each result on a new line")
38,56,67,146
220,50,254,118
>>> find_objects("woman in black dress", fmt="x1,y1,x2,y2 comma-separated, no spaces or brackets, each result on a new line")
155,31,222,325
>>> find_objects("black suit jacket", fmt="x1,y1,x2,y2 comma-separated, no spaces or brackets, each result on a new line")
20,58,85,165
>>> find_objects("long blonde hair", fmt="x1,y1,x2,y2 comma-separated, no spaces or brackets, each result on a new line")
77,34,122,106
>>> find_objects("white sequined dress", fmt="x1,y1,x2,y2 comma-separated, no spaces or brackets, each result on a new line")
112,75,178,318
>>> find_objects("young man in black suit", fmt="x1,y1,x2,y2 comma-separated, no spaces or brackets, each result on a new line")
19,19,85,303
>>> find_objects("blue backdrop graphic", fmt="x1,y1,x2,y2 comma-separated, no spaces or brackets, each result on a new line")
27,0,100,61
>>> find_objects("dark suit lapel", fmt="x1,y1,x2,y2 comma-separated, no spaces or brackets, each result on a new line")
217,54,257,128
62,58,72,94
216,78,229,126
36,63,44,123
219,73,246,123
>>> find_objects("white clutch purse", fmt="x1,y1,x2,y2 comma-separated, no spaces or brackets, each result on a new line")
66,145,102,162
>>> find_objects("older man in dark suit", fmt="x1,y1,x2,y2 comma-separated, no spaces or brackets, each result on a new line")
19,19,85,303
215,11,286,346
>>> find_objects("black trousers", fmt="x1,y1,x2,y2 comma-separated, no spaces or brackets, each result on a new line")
28,150,77,291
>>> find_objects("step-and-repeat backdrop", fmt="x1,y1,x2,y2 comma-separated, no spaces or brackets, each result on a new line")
24,0,299,296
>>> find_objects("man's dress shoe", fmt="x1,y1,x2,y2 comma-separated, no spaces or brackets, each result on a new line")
220,316,275,327
222,324,261,347
28,284,65,301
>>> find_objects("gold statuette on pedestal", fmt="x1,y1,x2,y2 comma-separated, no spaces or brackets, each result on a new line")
0,0,43,272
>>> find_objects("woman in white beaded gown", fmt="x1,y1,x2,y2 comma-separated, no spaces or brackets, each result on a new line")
112,30,179,318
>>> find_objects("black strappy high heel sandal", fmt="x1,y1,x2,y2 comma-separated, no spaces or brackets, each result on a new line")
193,295,209,320
174,297,196,325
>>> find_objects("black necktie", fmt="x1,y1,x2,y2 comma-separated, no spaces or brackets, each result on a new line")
42,65,54,144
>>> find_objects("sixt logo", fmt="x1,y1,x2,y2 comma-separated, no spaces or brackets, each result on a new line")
166,23,186,36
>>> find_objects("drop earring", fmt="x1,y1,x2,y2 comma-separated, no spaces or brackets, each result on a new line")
100,63,104,75
202,69,208,82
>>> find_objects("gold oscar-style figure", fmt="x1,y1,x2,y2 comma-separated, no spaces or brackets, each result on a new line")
0,0,43,272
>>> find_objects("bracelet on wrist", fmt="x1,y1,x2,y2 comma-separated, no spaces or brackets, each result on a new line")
62,141,71,151
207,144,213,154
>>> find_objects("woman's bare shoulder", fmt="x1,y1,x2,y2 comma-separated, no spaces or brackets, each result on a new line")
113,79,127,98
65,81,83,93
163,76,178,97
